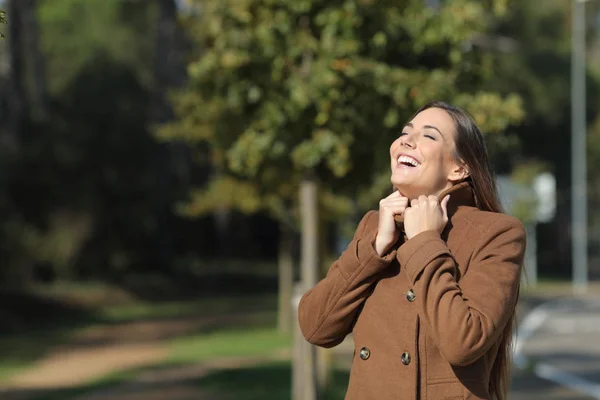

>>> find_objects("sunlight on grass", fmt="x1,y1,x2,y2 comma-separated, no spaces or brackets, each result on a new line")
0,362,30,382
169,326,291,363
520,278,600,296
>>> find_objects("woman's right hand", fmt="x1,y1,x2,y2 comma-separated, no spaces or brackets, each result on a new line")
375,191,409,256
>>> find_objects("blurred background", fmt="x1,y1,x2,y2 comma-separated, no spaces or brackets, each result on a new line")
0,0,599,399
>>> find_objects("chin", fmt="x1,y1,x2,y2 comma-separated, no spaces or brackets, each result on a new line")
391,177,415,190
392,182,417,197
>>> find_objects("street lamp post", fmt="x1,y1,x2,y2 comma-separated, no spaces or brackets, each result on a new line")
571,0,588,294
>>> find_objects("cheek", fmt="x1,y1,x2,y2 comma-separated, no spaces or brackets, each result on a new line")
442,146,457,165
420,142,443,163
440,152,459,177
389,139,401,156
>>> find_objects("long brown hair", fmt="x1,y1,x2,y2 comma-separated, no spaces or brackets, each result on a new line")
415,101,516,400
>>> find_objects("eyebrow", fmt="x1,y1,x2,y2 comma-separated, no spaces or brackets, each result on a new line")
404,122,445,138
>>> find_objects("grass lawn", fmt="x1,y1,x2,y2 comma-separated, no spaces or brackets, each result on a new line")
196,361,350,400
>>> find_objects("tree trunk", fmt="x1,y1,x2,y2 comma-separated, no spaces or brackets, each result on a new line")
300,178,319,289
278,222,294,333
152,0,190,273
20,0,47,119
213,205,230,256
0,0,25,152
292,177,319,400
0,0,27,285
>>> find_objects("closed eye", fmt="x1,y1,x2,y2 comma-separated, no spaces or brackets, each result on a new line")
425,134,436,140
399,132,408,137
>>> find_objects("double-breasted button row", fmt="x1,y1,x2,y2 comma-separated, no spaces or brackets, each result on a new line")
358,347,411,366
406,289,416,302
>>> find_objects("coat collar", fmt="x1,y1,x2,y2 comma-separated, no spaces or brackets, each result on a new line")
393,181,476,226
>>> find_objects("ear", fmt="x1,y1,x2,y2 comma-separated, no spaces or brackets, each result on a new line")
447,162,469,183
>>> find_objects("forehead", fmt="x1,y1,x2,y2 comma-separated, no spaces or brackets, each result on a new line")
409,107,456,137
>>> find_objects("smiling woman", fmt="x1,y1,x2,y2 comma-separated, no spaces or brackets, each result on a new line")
298,101,526,400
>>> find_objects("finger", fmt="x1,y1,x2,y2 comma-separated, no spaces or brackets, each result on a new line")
380,198,409,209
384,198,409,205
428,195,438,206
383,191,402,200
382,191,403,203
440,195,450,220
382,203,409,214
418,195,428,204
411,198,419,207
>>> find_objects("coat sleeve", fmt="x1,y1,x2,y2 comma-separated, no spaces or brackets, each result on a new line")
298,210,397,348
396,215,526,366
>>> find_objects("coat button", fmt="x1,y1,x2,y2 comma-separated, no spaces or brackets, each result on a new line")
359,347,371,360
406,289,416,302
401,352,411,365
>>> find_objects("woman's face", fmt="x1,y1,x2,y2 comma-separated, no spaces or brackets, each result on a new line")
389,107,464,199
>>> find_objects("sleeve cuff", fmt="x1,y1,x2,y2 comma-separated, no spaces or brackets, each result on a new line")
339,229,397,279
360,230,398,264
397,230,451,283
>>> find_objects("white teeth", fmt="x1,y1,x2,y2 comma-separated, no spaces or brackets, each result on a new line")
397,155,420,167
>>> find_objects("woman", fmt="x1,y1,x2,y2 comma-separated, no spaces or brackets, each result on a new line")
298,101,526,400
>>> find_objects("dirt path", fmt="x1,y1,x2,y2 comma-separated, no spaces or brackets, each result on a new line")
8,344,168,390
72,353,289,400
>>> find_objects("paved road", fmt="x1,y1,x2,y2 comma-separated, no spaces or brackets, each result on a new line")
510,369,595,400
511,296,600,400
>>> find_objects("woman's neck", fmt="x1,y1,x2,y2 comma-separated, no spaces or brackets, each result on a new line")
395,183,454,200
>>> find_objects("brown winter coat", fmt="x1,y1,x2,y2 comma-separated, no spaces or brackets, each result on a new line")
298,182,526,400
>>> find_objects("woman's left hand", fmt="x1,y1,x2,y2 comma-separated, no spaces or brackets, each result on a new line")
404,195,450,240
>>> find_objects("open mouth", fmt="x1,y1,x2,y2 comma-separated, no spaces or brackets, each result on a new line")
397,155,421,168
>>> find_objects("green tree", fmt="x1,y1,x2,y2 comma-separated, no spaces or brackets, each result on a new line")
161,0,525,337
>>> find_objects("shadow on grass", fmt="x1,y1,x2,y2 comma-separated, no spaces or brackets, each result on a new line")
197,361,350,400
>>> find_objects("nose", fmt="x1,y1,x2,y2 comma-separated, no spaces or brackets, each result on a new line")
400,133,415,148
